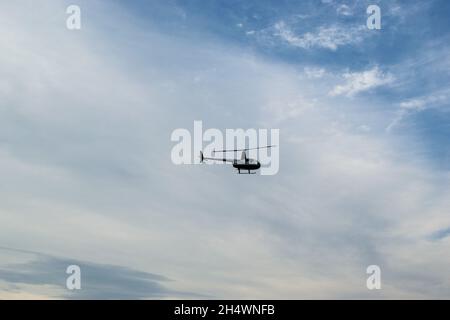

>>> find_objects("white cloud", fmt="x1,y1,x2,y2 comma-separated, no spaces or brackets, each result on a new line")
336,4,353,16
264,94,317,123
386,90,450,132
1,1,450,300
273,21,367,51
399,91,450,110
303,67,326,79
330,66,395,97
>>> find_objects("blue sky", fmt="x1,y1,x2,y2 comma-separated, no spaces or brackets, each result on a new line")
119,0,450,167
0,0,450,299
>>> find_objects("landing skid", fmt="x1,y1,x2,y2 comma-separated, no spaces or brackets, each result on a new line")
237,170,257,174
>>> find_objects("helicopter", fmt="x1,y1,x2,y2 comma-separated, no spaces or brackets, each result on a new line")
199,145,276,174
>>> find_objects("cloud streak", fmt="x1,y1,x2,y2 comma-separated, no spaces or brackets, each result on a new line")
272,21,368,51
330,66,395,97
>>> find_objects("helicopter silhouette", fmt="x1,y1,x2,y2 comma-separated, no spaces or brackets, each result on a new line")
200,145,276,174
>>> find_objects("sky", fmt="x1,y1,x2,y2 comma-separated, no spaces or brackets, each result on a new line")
0,0,450,299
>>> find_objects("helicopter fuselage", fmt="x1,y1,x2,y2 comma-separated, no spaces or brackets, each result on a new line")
232,160,261,171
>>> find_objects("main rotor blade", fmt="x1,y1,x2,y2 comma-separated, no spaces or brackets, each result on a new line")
213,145,276,153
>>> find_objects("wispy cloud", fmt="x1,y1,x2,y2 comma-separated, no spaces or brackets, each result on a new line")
336,4,353,16
330,66,395,97
272,21,367,51
399,91,450,111
387,89,450,132
303,67,326,79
